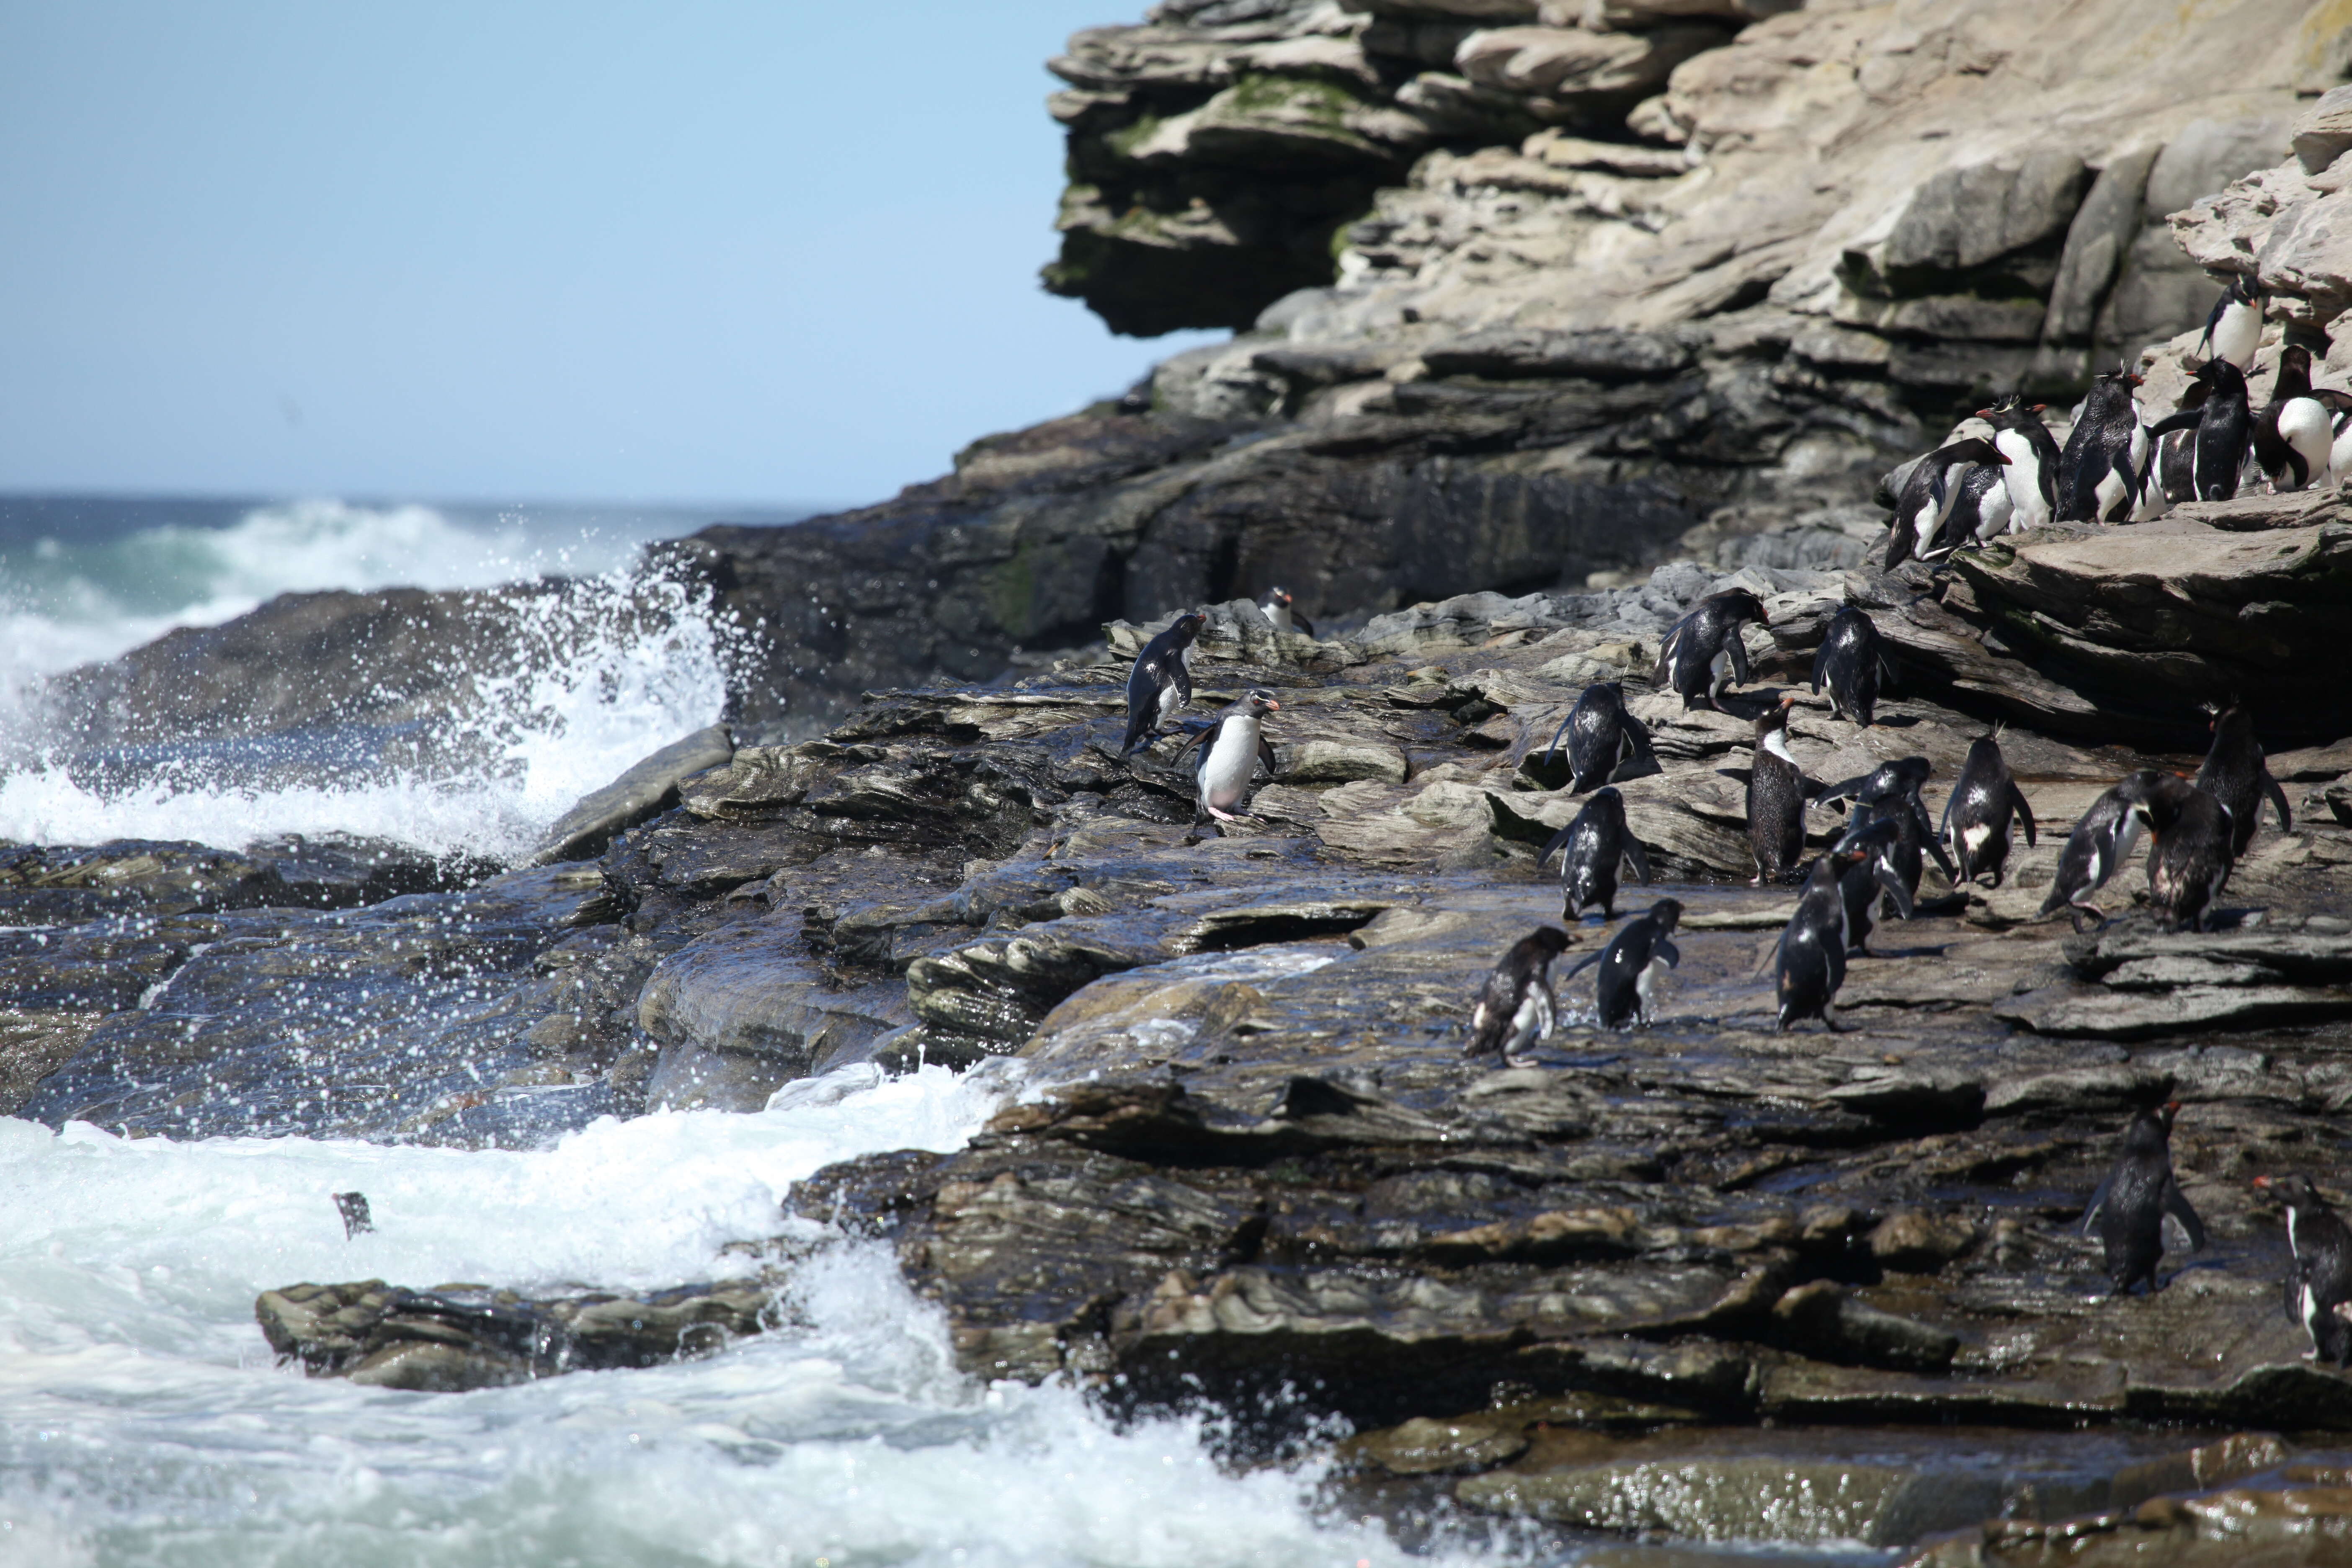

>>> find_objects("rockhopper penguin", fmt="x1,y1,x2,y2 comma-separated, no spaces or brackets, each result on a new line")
2143,359,2254,503
2125,770,2235,933
1652,588,1767,712
2251,344,2352,493
1746,696,1812,885
1810,606,1890,727
1561,897,1683,1029
1465,926,1572,1065
1833,813,1918,957
1540,785,1653,922
1261,587,1314,639
1773,841,1880,1032
2196,272,2263,371
1178,688,1279,830
1816,756,1955,904
1939,733,2036,888
2252,1173,2352,1367
2195,701,2292,858
1980,395,2063,530
1542,681,1654,794
1119,611,1206,756
1886,439,2008,569
2039,771,2154,931
2056,368,2148,522
2080,1102,2205,1296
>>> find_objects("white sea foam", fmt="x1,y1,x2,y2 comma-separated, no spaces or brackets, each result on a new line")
0,1065,1460,1568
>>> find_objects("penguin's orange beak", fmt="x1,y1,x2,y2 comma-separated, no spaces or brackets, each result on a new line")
2164,1099,2181,1114
2122,374,2143,387
1264,699,1280,711
1974,408,1993,419
2254,1175,2273,1189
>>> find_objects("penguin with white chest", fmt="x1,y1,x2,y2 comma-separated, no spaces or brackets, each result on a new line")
2252,344,2352,492
1885,439,2007,569
1562,897,1683,1029
1746,696,1813,885
2056,369,2148,522
1119,611,1206,756
1465,926,1572,1065
2252,1173,2352,1367
1261,588,1314,639
2196,273,2264,371
1652,589,1767,712
1979,395,2063,531
2194,701,2291,858
1939,461,2015,551
1810,607,1890,727
1179,688,1279,831
1540,785,1653,921
1818,756,1956,906
1939,733,2036,888
2039,771,2153,931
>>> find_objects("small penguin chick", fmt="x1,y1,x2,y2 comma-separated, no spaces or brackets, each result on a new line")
2253,1173,2352,1367
1561,897,1683,1029
1119,611,1206,757
2080,1101,2203,1297
1465,926,1573,1065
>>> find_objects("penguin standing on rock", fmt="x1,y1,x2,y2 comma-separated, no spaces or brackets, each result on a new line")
2057,368,2148,522
1178,689,1279,831
1886,439,2008,569
2128,771,2235,933
1980,395,2063,530
1542,681,1654,794
2039,772,2154,931
1540,786,1652,921
1465,926,1572,1065
1773,841,1880,1032
2195,702,2293,858
1653,589,1768,712
2252,1173,2352,1366
1746,696,1812,885
1939,461,2016,550
2143,359,2254,502
1940,734,2036,888
2196,273,2264,371
1119,611,1206,756
1561,897,1683,1028
1810,607,1890,727
1834,814,1918,956
2252,345,2352,493
1261,588,1314,639
2080,1102,2205,1296
1819,756,1955,906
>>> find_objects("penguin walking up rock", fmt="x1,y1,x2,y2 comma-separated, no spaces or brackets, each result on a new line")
1940,734,2036,888
1261,588,1314,639
1540,785,1653,921
1773,841,1880,1032
1817,756,1955,904
1886,439,2008,569
2126,771,2235,933
1177,689,1279,831
2252,1173,2352,1366
2080,1102,2205,1296
1980,395,2063,530
1465,926,1572,1065
1561,897,1683,1028
1542,681,1654,794
2252,345,2352,493
1810,607,1890,727
1119,611,1206,756
2195,273,2264,371
1746,696,1814,885
2143,359,2254,503
2195,701,2292,858
1834,814,1917,956
1653,589,1768,712
2039,772,2154,931
2057,368,2148,522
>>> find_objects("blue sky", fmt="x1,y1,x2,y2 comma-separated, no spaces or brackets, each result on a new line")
0,2,1222,508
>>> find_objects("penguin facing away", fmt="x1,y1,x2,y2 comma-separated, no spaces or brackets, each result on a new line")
2252,1173,2352,1367
1978,395,2063,530
2143,359,2254,503
2196,272,2263,371
2251,345,2352,493
2124,771,2235,933
1774,841,1879,1032
1178,689,1279,830
1119,611,1206,756
1939,733,2036,888
1810,606,1890,727
1939,461,2015,550
1653,589,1768,712
1834,812,1917,957
2056,368,2148,522
1887,439,2008,569
1465,926,1572,1065
1542,681,1654,794
1561,897,1683,1029
1817,756,1955,899
1540,786,1653,922
1262,587,1315,639
2194,701,2293,858
2080,1102,2205,1296
1746,696,1812,885
2039,771,2153,931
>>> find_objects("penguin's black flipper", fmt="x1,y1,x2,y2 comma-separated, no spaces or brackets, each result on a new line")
1726,632,1753,688
2146,408,2203,440
2163,1179,2207,1252
1257,735,1279,781
2080,1175,2115,1237
1656,939,1681,970
1621,709,1654,756
1542,713,1576,766
2264,770,2294,835
1292,611,1315,639
2009,782,2038,847
1623,836,1653,886
1169,658,1194,713
1875,861,1916,921
1538,822,1575,869
1560,949,1604,981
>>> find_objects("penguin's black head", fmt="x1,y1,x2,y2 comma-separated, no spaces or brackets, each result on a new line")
1583,680,1627,712
1872,756,1933,796
1528,925,1573,957
1837,816,1902,855
1267,588,1294,608
2255,1173,2324,1207
1587,784,1627,818
1171,611,1207,642
1646,897,1684,933
1754,695,1795,737
1709,588,1767,626
2123,1101,2179,1151
1241,688,1279,716
2229,273,2260,304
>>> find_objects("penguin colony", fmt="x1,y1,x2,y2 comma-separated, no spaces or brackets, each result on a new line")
1116,281,2339,1349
